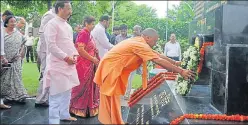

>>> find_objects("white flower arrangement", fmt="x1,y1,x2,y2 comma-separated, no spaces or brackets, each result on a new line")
175,46,200,96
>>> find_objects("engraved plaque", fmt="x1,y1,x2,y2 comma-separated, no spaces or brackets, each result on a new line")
127,81,183,124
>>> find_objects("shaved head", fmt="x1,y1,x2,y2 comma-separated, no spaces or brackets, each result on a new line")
141,28,158,37
141,28,159,47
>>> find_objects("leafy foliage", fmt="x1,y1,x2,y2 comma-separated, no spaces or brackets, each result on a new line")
1,1,195,53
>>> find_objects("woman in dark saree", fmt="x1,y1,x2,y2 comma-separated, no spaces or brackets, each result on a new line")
1,15,28,104
70,16,100,117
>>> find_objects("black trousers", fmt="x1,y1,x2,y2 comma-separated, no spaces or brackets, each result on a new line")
168,56,180,61
26,46,34,62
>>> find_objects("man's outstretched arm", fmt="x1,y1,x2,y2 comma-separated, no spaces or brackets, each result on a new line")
153,50,181,66
152,58,195,80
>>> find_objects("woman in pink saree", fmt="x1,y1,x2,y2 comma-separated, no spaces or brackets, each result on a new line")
70,16,100,117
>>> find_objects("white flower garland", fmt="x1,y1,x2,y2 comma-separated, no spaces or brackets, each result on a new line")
175,46,200,96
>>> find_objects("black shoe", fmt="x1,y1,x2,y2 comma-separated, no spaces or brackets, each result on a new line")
35,103,49,107
3,98,26,104
3,99,14,104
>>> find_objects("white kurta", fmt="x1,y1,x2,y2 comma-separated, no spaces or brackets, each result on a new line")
91,23,113,59
37,8,56,54
43,15,79,95
35,8,56,104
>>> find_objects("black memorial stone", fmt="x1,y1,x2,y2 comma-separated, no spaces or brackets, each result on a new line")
126,82,184,124
211,4,248,115
214,5,248,45
212,46,226,73
126,80,225,124
211,70,226,113
211,45,248,115
226,46,248,115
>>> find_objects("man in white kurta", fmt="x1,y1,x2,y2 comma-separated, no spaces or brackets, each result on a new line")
91,15,113,59
35,7,56,107
43,1,79,124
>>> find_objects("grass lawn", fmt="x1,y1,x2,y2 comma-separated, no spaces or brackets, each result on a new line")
132,74,142,89
22,62,143,96
22,62,40,96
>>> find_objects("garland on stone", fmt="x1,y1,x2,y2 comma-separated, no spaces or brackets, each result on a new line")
175,46,200,96
197,42,214,73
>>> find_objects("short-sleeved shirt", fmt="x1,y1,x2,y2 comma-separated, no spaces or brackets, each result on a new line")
94,36,160,96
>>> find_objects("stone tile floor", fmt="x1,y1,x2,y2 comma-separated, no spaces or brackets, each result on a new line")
0,89,135,124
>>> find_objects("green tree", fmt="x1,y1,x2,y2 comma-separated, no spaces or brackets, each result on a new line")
166,1,195,52
1,0,55,27
1,0,195,53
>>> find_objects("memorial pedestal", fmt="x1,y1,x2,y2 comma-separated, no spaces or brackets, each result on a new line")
211,4,248,115
126,82,184,124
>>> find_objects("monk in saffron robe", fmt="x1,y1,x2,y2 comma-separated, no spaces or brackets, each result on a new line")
94,28,195,124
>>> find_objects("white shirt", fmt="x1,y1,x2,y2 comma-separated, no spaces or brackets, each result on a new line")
91,23,113,59
164,41,181,60
37,8,56,53
25,36,34,46
1,16,5,55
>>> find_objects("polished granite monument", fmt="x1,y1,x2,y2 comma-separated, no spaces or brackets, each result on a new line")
190,3,248,115
126,81,184,124
124,80,248,124
211,4,248,115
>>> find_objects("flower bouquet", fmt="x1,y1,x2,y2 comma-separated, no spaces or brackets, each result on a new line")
175,46,200,96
